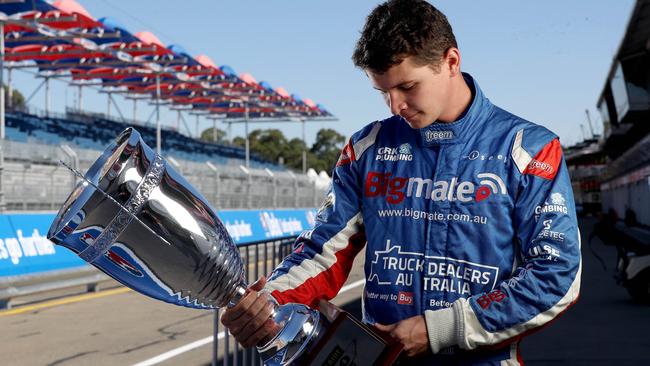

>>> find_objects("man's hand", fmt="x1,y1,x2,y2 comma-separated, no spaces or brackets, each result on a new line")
220,276,280,348
375,315,429,358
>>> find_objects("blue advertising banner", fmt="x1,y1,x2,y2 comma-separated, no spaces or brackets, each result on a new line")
0,208,317,278
0,213,85,278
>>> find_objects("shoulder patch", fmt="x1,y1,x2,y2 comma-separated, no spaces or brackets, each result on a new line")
523,138,562,180
336,140,356,167
353,122,381,159
511,129,532,174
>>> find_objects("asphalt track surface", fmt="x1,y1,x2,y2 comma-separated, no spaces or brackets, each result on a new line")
1,218,649,365
520,218,650,365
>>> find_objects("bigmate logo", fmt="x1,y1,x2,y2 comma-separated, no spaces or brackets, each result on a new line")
365,171,507,204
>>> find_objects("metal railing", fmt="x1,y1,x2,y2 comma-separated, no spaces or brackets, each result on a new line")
0,266,111,309
212,235,297,366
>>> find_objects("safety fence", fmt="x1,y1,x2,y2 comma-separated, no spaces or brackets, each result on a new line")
212,235,297,366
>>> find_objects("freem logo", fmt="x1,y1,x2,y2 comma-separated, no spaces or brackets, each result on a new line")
365,171,507,204
425,130,454,142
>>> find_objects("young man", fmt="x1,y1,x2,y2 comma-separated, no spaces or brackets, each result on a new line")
221,0,581,364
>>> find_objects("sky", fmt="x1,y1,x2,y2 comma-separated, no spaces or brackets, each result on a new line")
9,0,636,147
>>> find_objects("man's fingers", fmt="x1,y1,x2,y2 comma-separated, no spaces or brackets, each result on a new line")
374,323,396,333
235,296,274,338
249,276,267,291
241,318,279,348
221,277,270,326
221,290,260,326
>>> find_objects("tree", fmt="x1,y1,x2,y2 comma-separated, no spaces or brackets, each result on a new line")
224,127,345,172
309,128,346,172
250,129,289,163
284,137,309,170
3,84,26,110
231,129,292,166
232,136,246,147
200,127,227,143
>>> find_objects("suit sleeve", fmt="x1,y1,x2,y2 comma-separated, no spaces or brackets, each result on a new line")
264,138,367,309
425,133,581,352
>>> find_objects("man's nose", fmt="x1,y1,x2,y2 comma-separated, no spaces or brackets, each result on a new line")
388,92,407,115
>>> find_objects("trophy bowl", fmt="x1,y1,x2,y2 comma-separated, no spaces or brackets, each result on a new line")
47,128,322,365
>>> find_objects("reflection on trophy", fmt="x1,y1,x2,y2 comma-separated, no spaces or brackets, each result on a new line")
48,128,400,365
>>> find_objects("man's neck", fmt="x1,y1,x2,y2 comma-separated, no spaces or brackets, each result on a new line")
437,76,473,123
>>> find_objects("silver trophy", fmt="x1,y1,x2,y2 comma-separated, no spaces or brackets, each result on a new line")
47,128,322,365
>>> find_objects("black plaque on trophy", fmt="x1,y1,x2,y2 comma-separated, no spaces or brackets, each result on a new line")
297,301,403,366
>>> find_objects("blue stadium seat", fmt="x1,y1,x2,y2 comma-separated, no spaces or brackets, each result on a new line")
6,127,28,142
3,110,286,171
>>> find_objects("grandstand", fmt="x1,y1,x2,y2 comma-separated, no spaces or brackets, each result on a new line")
1,107,327,211
0,0,333,213
5,108,281,169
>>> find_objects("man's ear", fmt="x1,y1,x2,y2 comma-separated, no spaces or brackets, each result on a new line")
444,47,462,77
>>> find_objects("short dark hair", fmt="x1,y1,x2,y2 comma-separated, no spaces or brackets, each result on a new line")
352,0,458,73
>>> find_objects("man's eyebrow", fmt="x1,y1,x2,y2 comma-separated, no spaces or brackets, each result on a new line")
373,80,415,92
398,80,415,87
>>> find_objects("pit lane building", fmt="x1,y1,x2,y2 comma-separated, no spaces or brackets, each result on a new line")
597,0,650,226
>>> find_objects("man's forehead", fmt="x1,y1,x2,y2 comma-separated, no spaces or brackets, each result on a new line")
365,57,430,89
367,69,415,91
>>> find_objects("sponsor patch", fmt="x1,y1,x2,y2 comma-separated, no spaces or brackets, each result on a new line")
528,243,561,261
536,219,566,243
365,171,507,204
424,129,454,142
375,143,413,162
524,138,562,180
397,291,414,305
477,289,507,309
534,192,568,221
463,150,507,163
367,241,500,297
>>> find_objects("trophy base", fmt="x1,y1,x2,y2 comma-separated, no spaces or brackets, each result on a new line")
299,301,403,366
257,300,403,366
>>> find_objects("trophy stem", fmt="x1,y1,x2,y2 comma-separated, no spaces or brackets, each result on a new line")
228,284,248,307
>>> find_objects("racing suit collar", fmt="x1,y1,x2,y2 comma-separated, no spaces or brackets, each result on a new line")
418,72,493,147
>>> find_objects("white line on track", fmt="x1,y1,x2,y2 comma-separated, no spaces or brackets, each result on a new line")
131,278,366,366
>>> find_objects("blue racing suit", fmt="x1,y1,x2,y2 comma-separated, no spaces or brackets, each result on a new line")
265,73,581,365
